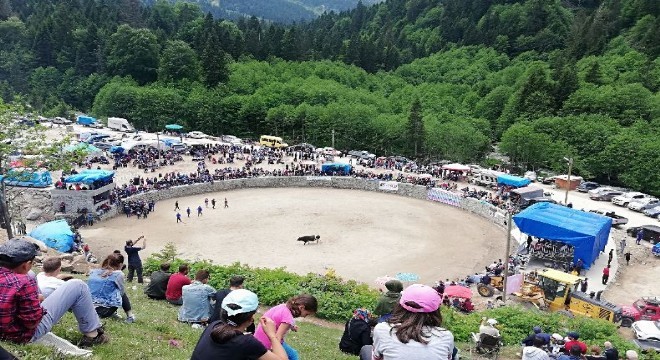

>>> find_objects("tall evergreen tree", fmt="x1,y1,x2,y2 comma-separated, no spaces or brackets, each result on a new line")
200,31,228,87
407,98,424,158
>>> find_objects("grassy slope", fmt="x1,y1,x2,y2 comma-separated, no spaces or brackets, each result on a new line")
0,284,356,360
0,283,521,359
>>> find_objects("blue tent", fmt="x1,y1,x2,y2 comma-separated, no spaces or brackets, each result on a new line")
165,124,183,131
513,202,612,269
321,163,352,175
28,220,75,252
110,146,125,154
0,170,52,188
497,174,531,187
64,169,115,184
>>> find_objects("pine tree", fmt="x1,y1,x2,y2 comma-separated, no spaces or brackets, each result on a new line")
200,31,228,88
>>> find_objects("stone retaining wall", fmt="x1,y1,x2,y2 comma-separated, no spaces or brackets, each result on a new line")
115,177,507,227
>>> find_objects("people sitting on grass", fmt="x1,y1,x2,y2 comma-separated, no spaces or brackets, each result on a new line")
178,269,216,325
522,336,550,360
558,345,584,360
339,308,375,358
190,289,288,360
365,284,455,360
374,279,403,323
166,263,191,305
563,332,587,354
88,253,136,323
209,275,247,324
254,294,318,360
521,326,550,347
36,256,72,298
144,262,171,300
0,238,109,347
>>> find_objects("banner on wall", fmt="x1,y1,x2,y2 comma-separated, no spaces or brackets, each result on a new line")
306,176,332,181
378,181,399,191
427,188,462,207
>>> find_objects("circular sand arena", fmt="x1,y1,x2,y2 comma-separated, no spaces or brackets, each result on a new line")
80,188,505,285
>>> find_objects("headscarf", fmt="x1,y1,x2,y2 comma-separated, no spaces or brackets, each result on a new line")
352,308,371,322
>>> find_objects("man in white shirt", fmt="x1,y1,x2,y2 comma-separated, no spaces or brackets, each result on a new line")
36,257,72,298
479,318,501,338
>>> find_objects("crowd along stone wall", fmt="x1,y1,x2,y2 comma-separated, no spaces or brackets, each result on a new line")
116,177,507,227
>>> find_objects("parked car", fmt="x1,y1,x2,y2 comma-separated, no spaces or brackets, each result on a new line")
643,205,660,218
187,131,208,139
622,298,660,327
52,117,72,125
590,190,624,201
626,225,660,244
612,192,651,207
629,198,660,212
632,320,660,341
348,150,375,160
317,147,341,156
589,209,628,226
577,181,600,192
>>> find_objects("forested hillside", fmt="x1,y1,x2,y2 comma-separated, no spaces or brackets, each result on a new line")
143,0,384,23
0,0,659,193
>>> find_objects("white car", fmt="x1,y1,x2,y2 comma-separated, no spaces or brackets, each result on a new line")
317,147,342,156
628,198,660,212
187,131,208,139
632,320,660,341
612,192,650,207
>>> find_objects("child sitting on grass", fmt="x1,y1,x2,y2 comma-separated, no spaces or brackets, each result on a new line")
254,294,318,360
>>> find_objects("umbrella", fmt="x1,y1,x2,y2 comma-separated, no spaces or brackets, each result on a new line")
165,124,183,131
395,272,419,282
443,285,472,299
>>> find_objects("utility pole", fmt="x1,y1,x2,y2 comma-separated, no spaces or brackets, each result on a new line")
502,211,513,303
331,129,335,149
564,157,573,205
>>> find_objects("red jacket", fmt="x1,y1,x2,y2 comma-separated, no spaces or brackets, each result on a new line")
166,272,191,300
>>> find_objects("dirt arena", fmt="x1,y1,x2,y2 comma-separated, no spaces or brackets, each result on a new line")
80,188,506,285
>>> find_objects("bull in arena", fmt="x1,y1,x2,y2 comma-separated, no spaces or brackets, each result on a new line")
297,235,320,245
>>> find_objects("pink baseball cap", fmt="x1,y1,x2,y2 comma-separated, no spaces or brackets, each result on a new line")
399,284,441,313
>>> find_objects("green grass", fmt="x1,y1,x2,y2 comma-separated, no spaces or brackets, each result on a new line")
0,283,356,360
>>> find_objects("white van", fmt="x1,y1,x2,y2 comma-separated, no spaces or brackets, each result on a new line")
107,117,135,132
470,170,503,187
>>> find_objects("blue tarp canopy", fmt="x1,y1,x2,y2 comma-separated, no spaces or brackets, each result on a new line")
28,220,75,252
64,169,114,184
321,163,352,174
165,124,183,131
0,170,52,188
110,146,125,154
513,202,612,269
161,138,181,146
497,174,531,187
64,142,101,154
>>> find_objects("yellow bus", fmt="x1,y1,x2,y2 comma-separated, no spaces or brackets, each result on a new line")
259,135,288,149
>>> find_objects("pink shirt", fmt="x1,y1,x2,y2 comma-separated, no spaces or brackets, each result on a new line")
254,303,295,349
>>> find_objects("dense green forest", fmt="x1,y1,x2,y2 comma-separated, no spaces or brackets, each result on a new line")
143,0,384,23
0,0,659,192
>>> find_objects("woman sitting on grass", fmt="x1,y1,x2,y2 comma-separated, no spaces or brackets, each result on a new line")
366,284,455,360
190,289,287,360
87,253,136,323
254,294,318,360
